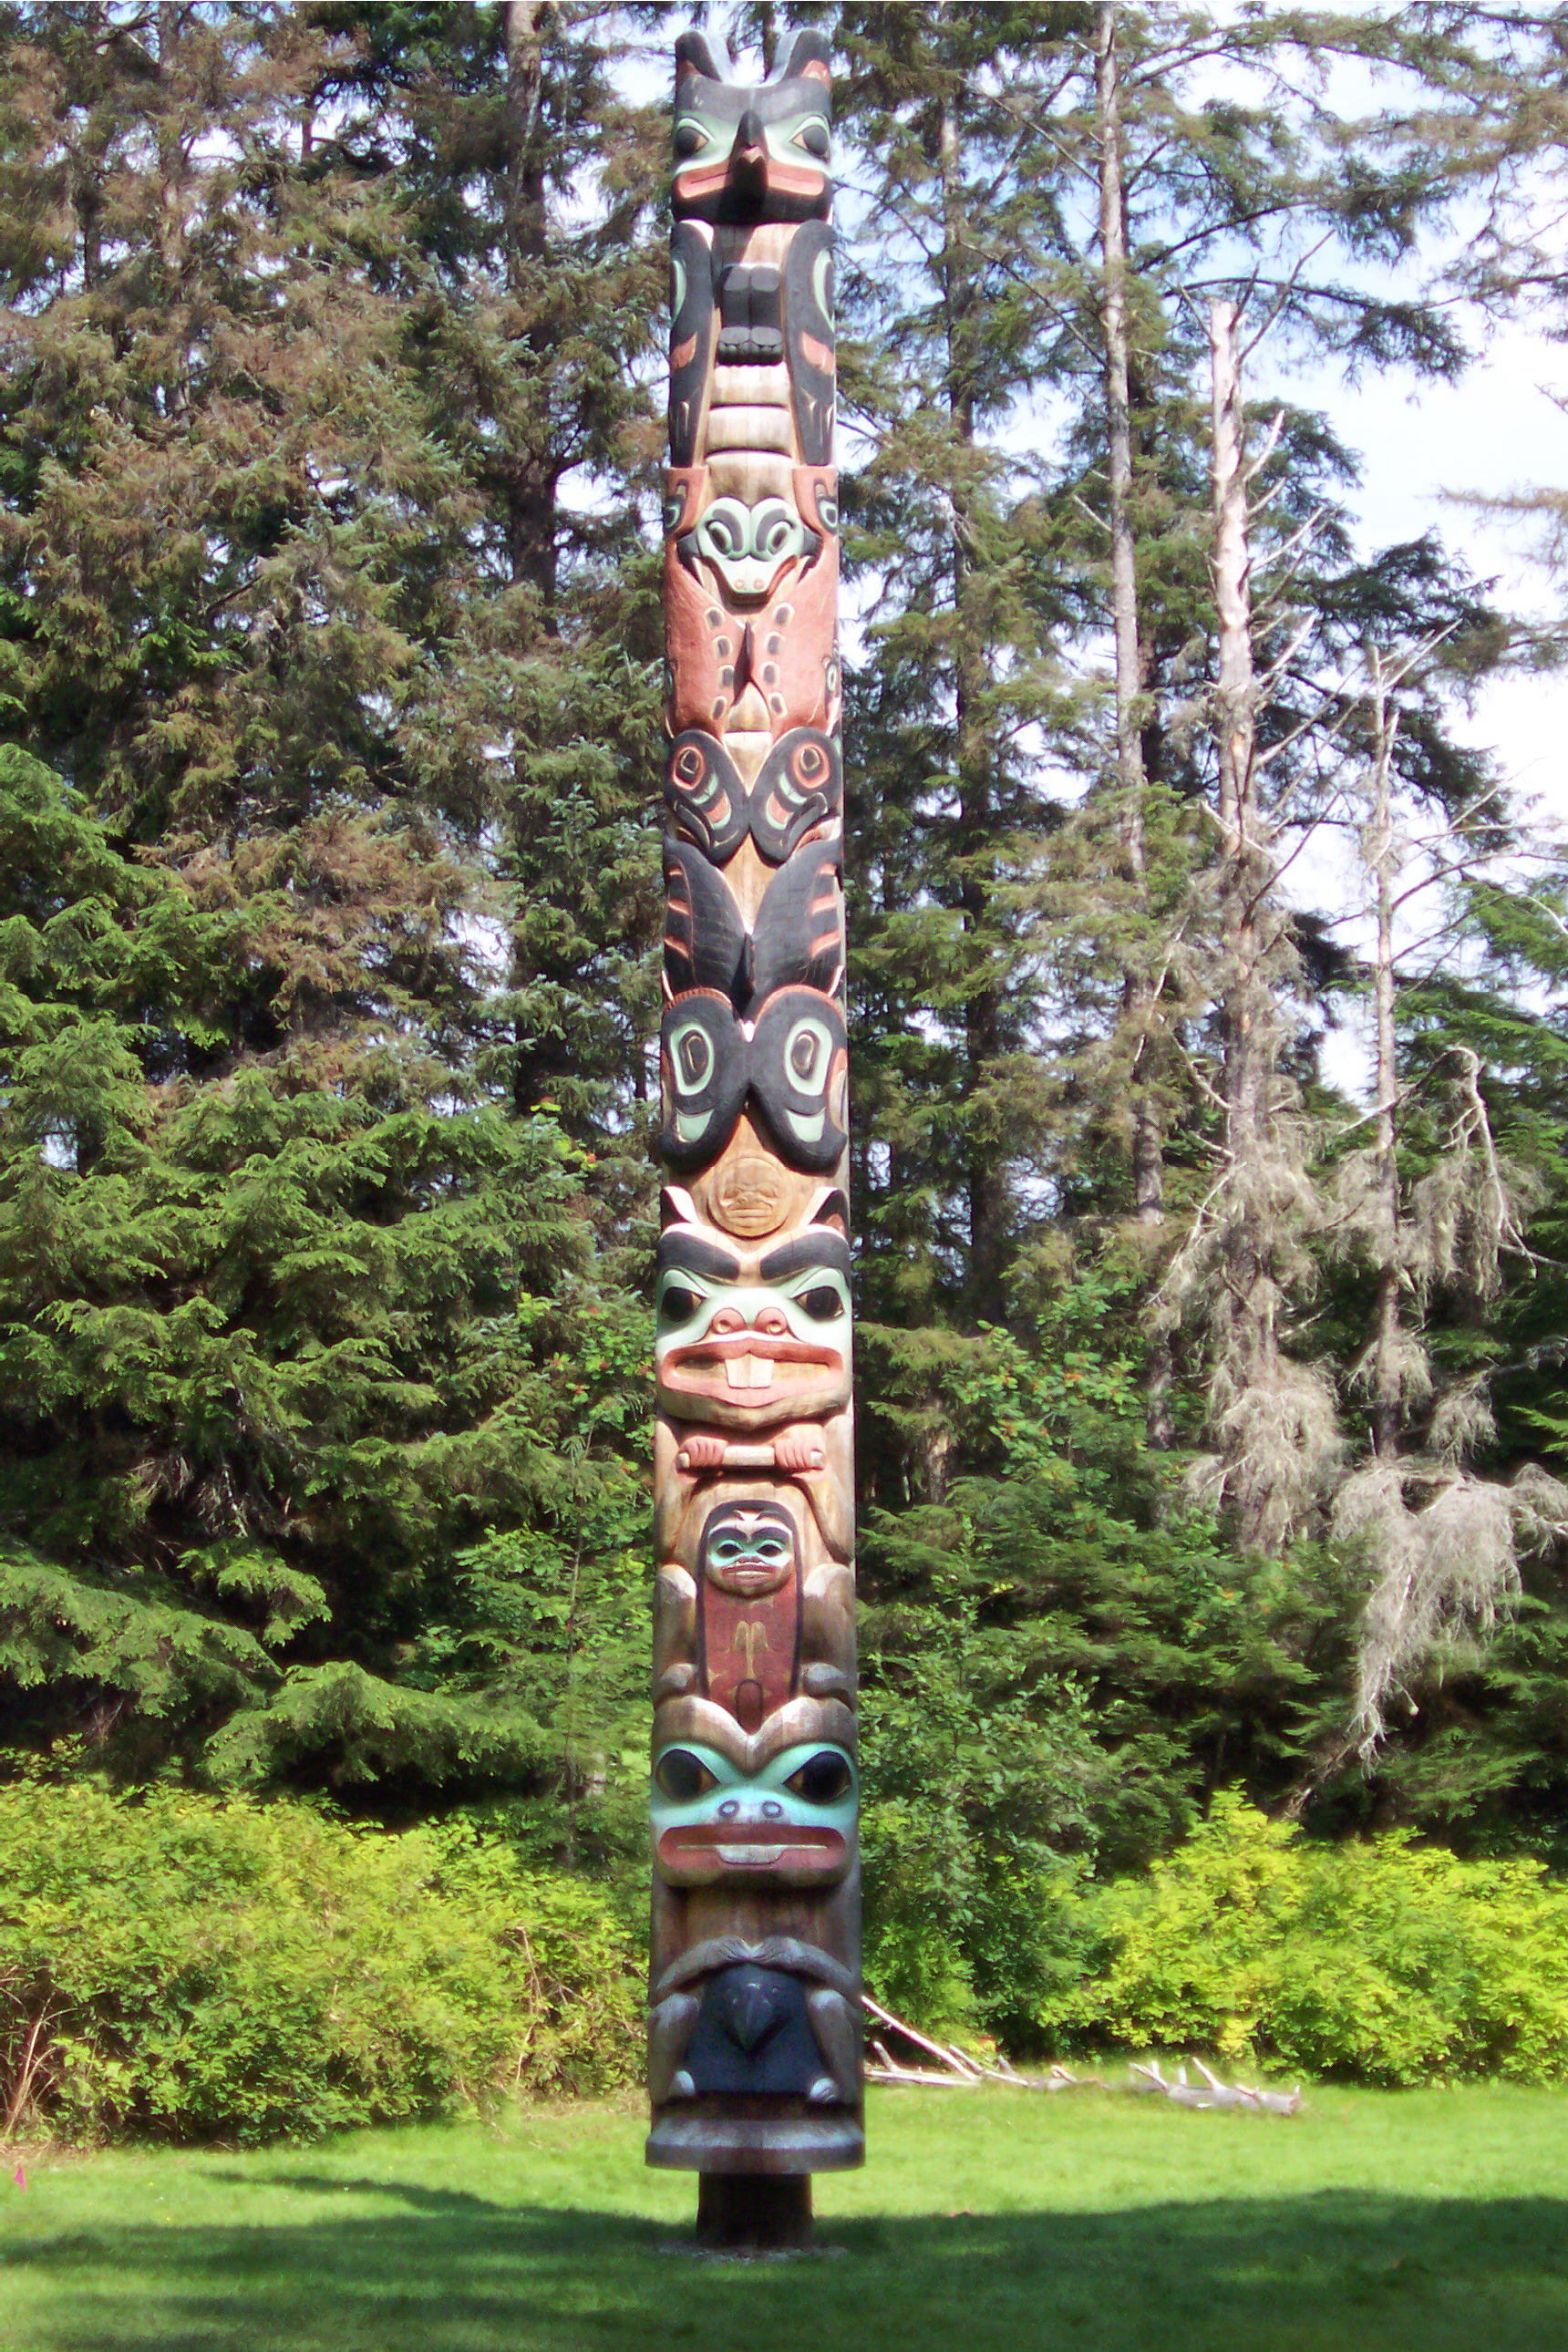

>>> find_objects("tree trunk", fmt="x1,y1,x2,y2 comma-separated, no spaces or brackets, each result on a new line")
1097,4,1170,1437
504,0,560,615
1210,295,1278,1548
1365,650,1404,1461
939,92,1007,1316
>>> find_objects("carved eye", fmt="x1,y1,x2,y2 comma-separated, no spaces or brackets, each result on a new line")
785,1749,852,1804
787,1018,830,1086
656,1748,717,1801
674,119,707,158
751,500,796,561
696,499,750,563
795,117,830,160
713,1531,791,1565
817,496,839,533
797,1284,844,1324
658,1283,705,1328
674,1025,713,1090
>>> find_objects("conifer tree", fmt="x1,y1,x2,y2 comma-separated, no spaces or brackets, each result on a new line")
0,2,655,1810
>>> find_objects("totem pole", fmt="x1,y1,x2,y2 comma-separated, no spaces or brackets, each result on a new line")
647,28,860,2242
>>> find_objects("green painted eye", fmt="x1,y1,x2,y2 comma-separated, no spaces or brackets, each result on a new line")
752,500,796,560
695,499,750,563
794,117,830,160
674,1024,713,1090
674,119,707,157
787,1017,831,1084
656,1748,717,1801
797,1285,844,1324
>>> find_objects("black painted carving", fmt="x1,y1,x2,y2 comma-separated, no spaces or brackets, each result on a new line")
660,984,848,1172
662,840,843,1011
665,727,842,865
683,1964,825,2096
669,222,716,469
784,222,836,465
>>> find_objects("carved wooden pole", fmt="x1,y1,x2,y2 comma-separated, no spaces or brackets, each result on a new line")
648,28,860,2244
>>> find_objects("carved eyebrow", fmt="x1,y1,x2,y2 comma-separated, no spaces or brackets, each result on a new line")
705,1506,797,1541
658,1233,742,1281
758,1232,852,1283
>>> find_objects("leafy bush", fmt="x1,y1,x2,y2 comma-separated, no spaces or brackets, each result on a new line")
1038,1794,1568,2084
0,1782,641,2144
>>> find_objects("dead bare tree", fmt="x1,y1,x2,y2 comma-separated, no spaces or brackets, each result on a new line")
1324,642,1568,1749
1160,298,1339,1553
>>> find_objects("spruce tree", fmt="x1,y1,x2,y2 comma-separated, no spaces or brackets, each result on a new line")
0,2,655,1813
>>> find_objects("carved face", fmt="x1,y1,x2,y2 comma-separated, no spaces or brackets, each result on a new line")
672,31,833,225
655,1222,851,1428
651,1738,856,1885
660,985,849,1173
700,1501,799,1598
687,496,816,603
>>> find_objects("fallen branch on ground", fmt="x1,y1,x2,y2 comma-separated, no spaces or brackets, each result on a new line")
1130,2057,1302,2113
860,1993,1298,2109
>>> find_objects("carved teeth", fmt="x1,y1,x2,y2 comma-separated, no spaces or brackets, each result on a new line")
717,1844,784,1867
724,1353,777,1389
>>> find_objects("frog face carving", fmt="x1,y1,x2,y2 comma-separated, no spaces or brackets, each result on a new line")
681,496,820,606
651,1737,856,1886
701,1501,799,1599
672,30,833,226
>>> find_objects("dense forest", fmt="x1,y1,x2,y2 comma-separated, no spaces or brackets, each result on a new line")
5,0,1568,2044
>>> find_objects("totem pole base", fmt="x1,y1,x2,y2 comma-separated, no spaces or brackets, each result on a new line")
696,2171,812,2251
646,2094,863,2173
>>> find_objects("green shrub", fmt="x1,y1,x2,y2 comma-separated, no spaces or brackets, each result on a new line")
0,1782,641,2144
1038,1794,1568,2084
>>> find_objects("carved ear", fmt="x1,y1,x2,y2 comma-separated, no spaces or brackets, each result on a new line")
810,1188,850,1235
675,29,727,83
775,29,831,83
661,1185,701,1228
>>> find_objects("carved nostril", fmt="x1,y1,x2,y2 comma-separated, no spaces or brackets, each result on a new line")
709,1309,746,1334
762,1801,784,1820
756,1309,789,1335
717,1800,739,1820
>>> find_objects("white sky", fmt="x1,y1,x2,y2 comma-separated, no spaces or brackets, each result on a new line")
1260,317,1568,803
1249,315,1568,1098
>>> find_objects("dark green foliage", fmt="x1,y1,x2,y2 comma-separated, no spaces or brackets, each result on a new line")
856,1296,1358,2037
0,745,626,1789
0,1,659,1806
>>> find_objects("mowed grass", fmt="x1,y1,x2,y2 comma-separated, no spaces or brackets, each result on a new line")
2,2083,1567,2352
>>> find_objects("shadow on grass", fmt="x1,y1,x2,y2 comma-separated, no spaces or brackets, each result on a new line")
5,2182,1568,2352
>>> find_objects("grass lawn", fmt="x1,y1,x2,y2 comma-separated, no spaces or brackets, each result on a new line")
2,2083,1566,2352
